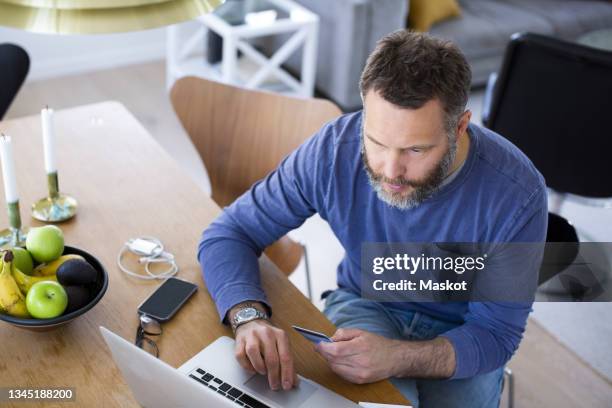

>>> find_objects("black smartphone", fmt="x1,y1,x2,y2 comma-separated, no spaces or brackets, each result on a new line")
137,277,198,322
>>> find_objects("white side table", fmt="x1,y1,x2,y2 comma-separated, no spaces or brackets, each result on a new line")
166,0,319,97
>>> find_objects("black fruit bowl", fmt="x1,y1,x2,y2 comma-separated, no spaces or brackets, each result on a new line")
0,246,108,331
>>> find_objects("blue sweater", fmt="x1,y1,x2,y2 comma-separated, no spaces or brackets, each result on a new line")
198,111,547,379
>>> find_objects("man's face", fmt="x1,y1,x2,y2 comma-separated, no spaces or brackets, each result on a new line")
362,91,457,210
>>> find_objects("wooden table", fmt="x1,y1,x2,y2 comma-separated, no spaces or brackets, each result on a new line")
0,102,409,407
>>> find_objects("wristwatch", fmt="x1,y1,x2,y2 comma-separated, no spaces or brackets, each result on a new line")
230,305,269,333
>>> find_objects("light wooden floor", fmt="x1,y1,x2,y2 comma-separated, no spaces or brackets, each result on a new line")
4,60,612,408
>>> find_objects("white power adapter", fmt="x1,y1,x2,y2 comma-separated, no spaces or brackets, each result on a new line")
127,238,161,257
117,236,178,280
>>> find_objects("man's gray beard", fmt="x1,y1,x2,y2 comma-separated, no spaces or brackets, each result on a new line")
361,136,457,210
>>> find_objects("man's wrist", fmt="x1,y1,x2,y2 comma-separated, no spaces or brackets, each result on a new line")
227,301,270,333
234,318,271,335
390,340,411,378
227,301,268,323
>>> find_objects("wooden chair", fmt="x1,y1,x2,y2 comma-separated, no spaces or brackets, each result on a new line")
170,77,342,299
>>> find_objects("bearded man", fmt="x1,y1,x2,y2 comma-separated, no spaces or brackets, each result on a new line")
199,30,547,408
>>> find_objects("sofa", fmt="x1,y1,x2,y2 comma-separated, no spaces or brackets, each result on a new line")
287,0,612,111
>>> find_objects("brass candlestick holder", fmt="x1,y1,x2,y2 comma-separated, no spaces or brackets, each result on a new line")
32,172,77,222
0,201,27,247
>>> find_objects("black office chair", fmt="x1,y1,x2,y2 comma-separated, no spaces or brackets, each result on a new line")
0,43,30,120
481,32,612,408
482,32,612,203
482,31,612,286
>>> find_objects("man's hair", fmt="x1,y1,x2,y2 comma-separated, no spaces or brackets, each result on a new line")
360,30,472,133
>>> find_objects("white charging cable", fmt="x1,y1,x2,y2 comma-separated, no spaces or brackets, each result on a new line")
117,236,178,280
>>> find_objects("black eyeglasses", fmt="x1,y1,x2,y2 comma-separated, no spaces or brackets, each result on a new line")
135,314,162,357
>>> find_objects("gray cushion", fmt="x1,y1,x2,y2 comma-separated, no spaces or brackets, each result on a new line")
503,0,612,40
429,0,554,59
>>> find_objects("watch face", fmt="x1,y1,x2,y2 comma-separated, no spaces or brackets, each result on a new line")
237,308,257,322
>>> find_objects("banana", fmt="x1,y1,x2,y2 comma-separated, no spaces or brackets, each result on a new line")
11,264,57,294
0,270,5,314
32,254,84,277
0,251,30,318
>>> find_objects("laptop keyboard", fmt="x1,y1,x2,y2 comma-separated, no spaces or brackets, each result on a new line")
189,368,271,408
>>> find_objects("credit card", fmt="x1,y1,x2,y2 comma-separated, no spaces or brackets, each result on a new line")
292,325,333,344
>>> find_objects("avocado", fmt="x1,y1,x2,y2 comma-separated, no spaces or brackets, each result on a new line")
56,259,98,286
63,285,92,313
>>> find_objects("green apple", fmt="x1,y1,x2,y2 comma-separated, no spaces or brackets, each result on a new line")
12,247,34,275
26,225,65,263
26,281,68,319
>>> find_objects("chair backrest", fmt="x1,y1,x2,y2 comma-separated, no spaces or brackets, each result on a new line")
484,32,612,198
0,43,30,120
170,77,342,207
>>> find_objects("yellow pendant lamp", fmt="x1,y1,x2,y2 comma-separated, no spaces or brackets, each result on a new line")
0,0,224,34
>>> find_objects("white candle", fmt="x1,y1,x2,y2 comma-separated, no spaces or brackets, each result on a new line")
0,134,19,203
41,107,57,174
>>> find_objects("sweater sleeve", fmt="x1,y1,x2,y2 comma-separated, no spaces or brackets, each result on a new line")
441,186,548,379
197,122,336,322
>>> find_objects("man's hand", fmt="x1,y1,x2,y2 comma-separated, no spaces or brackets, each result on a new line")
315,328,456,383
314,328,403,384
234,319,299,391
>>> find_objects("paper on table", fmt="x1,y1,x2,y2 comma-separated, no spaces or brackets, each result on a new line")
359,402,413,408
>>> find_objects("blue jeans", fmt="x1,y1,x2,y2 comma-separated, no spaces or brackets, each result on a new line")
322,288,504,408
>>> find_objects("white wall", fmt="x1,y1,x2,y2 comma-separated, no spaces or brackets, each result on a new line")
0,25,169,81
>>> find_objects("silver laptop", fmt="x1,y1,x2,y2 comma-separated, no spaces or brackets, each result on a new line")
100,326,358,408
